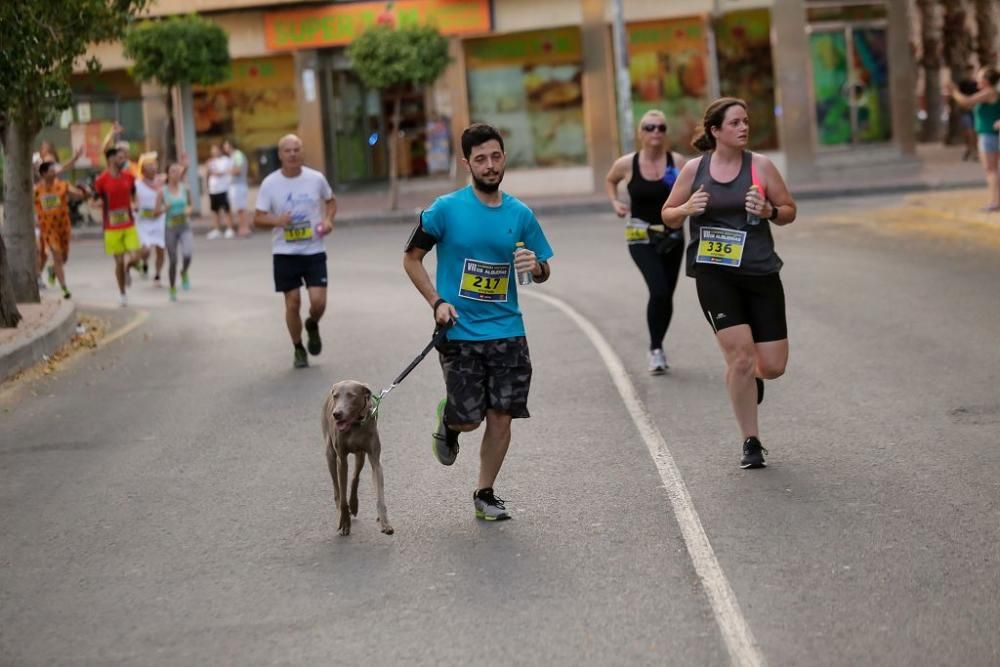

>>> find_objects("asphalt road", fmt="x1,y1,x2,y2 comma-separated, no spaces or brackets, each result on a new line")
2,194,998,666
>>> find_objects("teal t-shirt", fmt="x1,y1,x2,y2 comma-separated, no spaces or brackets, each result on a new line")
422,186,554,342
974,99,1000,135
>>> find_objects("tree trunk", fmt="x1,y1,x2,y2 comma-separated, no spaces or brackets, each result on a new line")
1,119,40,305
917,0,943,141
388,93,401,211
0,234,23,328
941,0,973,145
973,0,997,69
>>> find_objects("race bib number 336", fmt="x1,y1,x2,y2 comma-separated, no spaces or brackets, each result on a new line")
696,227,747,267
459,258,510,302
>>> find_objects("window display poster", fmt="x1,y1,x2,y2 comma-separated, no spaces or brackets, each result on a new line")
627,17,709,153
192,56,299,173
716,9,778,150
465,28,587,168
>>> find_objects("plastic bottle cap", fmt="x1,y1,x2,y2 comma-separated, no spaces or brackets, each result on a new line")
515,242,525,247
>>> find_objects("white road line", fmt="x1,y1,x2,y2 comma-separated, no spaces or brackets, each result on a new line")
524,290,767,667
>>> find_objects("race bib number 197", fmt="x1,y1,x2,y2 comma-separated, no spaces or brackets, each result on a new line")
284,222,313,242
696,227,746,267
459,259,510,302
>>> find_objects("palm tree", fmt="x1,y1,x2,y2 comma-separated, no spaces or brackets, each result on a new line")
973,0,997,68
916,0,943,141
941,0,973,144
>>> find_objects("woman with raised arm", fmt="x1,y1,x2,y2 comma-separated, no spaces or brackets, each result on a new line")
661,98,797,469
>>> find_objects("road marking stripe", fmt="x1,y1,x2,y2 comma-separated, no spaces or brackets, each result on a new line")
524,290,766,667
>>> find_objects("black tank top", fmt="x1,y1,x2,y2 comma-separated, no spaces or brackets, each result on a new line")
686,150,782,277
627,151,676,225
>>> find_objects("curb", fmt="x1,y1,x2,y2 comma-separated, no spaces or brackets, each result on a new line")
68,178,986,238
0,298,78,383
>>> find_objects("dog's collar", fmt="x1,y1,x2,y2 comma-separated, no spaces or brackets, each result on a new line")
358,396,377,426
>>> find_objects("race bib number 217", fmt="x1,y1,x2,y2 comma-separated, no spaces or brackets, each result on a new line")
459,258,510,302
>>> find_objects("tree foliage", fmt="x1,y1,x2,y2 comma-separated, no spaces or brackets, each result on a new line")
0,0,151,135
347,24,450,92
123,14,230,91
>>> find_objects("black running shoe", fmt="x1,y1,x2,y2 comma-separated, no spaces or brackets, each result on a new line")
431,398,459,465
293,344,309,368
756,378,764,405
740,437,768,469
304,317,322,356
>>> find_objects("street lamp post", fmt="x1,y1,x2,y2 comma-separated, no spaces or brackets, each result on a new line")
610,0,634,153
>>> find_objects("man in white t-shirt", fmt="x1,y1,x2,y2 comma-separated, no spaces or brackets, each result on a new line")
254,134,337,368
206,144,234,240
223,139,251,237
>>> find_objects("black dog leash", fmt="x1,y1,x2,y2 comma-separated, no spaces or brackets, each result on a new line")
370,320,453,419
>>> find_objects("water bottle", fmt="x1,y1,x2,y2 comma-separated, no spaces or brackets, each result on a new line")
515,242,533,286
746,185,761,226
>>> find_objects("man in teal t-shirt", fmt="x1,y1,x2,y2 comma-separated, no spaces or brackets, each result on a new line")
403,123,554,522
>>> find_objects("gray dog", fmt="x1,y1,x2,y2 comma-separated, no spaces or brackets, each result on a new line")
321,380,393,536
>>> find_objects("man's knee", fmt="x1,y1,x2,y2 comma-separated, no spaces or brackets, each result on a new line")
284,291,302,311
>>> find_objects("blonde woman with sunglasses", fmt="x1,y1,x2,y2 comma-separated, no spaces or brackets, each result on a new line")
605,111,688,374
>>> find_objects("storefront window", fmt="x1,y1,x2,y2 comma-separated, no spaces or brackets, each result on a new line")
716,9,778,150
464,27,587,169
193,56,298,181
627,17,709,154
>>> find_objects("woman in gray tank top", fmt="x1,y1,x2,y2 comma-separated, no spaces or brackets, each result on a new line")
660,98,797,470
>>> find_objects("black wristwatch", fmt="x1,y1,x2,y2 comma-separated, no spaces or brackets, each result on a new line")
767,203,780,221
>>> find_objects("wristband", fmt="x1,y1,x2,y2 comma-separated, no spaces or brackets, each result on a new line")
432,298,446,313
768,203,779,221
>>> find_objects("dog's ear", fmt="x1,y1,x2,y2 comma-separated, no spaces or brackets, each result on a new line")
362,384,372,399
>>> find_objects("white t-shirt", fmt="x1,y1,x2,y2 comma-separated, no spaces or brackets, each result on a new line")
255,166,333,256
207,156,232,195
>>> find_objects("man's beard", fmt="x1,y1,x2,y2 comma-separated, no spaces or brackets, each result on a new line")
472,169,503,193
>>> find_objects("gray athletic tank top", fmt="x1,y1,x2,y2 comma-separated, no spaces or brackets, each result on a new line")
686,150,782,277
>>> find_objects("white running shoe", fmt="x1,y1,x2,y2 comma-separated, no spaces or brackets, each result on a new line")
119,293,128,307
649,349,668,375
223,228,235,239
206,229,222,240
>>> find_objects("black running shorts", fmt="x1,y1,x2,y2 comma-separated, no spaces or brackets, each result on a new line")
209,192,230,213
437,336,532,424
273,252,328,293
695,266,787,342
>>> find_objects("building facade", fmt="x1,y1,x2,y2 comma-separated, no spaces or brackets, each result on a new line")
57,0,915,194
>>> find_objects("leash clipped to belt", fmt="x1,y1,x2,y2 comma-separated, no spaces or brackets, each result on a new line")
370,320,453,420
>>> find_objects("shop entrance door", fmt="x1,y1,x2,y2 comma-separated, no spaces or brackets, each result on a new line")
807,23,892,147
319,52,387,186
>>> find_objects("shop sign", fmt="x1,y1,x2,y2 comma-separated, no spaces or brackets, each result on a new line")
464,27,581,67
264,0,492,51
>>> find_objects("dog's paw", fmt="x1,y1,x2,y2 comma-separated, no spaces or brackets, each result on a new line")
338,513,351,536
377,517,394,535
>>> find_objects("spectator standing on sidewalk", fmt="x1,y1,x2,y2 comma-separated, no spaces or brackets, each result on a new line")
206,144,235,239
223,139,252,237
948,66,1000,212
253,134,336,369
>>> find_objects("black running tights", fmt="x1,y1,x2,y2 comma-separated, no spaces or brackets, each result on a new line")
628,242,684,350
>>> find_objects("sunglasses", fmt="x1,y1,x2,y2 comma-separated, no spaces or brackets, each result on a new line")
642,123,667,133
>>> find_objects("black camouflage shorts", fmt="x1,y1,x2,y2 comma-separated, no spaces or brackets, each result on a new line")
437,336,532,424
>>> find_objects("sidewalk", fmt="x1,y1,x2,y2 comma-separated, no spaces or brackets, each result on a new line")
64,142,986,239
0,295,78,383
